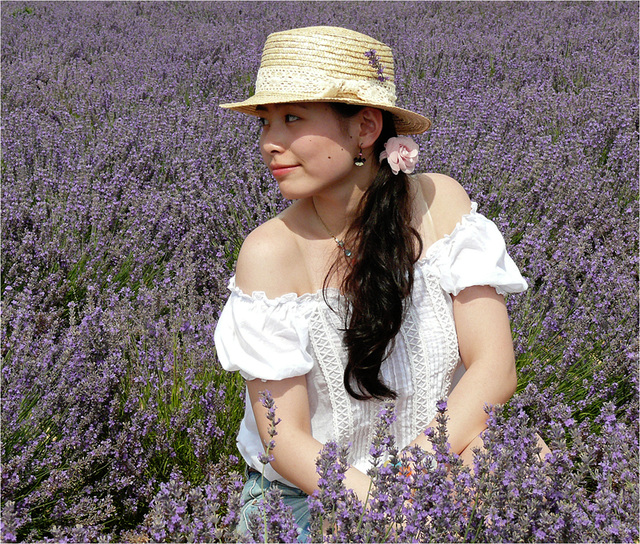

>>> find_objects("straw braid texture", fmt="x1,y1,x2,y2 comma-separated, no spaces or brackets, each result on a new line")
220,26,431,134
261,27,395,80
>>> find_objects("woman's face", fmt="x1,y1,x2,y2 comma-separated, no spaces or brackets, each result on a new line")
256,102,361,200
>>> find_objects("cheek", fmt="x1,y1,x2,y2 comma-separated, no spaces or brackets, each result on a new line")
326,145,352,166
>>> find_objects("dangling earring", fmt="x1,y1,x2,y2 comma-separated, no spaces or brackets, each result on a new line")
353,145,366,167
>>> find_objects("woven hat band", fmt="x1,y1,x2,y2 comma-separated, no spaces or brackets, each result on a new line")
255,66,397,105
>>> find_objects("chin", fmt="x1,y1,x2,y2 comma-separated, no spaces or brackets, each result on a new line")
276,183,311,201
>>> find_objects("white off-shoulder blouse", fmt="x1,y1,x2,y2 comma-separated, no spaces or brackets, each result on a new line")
214,203,527,487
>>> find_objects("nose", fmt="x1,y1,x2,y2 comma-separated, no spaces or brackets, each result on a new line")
263,140,285,155
260,125,286,156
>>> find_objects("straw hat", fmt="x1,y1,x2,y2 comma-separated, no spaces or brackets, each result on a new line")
220,26,431,135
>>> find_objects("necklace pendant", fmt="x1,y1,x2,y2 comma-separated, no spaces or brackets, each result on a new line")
334,238,352,258
335,238,352,258
312,199,353,259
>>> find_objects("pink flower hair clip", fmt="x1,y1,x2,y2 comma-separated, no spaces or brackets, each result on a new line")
379,136,419,174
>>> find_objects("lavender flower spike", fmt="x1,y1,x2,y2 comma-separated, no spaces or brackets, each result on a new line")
364,48,389,82
258,390,281,464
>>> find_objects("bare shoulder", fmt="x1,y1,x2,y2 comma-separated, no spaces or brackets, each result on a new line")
234,215,304,298
413,172,472,238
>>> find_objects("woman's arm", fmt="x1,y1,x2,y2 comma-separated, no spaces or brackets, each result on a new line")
409,284,518,455
410,173,518,456
246,375,373,502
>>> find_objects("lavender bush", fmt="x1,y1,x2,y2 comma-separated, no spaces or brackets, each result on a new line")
2,1,637,541
244,400,638,543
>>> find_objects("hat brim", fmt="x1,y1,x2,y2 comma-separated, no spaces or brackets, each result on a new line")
219,94,431,135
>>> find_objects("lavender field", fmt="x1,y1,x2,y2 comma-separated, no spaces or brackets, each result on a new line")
1,1,638,542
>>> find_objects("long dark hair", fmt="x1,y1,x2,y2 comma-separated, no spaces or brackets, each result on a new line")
328,103,423,400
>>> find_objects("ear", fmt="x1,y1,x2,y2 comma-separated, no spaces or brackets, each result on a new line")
357,107,384,148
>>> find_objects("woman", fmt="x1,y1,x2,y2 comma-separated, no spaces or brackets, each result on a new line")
214,25,531,538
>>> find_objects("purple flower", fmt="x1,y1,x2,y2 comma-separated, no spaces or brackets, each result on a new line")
364,48,389,82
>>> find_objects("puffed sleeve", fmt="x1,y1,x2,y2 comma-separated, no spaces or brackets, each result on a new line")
213,279,315,381
433,202,528,296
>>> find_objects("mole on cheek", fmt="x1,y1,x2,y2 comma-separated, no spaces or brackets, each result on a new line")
327,156,331,159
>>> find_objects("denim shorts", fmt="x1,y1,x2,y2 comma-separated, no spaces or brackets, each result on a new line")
238,470,311,542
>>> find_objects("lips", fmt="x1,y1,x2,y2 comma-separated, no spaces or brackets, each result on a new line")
270,164,299,177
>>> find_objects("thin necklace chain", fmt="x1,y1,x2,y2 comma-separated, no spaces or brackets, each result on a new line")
311,199,353,259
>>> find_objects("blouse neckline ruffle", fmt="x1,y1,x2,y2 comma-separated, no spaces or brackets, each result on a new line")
226,202,481,306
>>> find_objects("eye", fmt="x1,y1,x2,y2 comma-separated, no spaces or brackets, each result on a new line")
257,117,269,127
285,114,300,123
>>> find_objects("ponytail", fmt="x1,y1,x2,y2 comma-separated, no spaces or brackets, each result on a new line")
328,105,423,400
